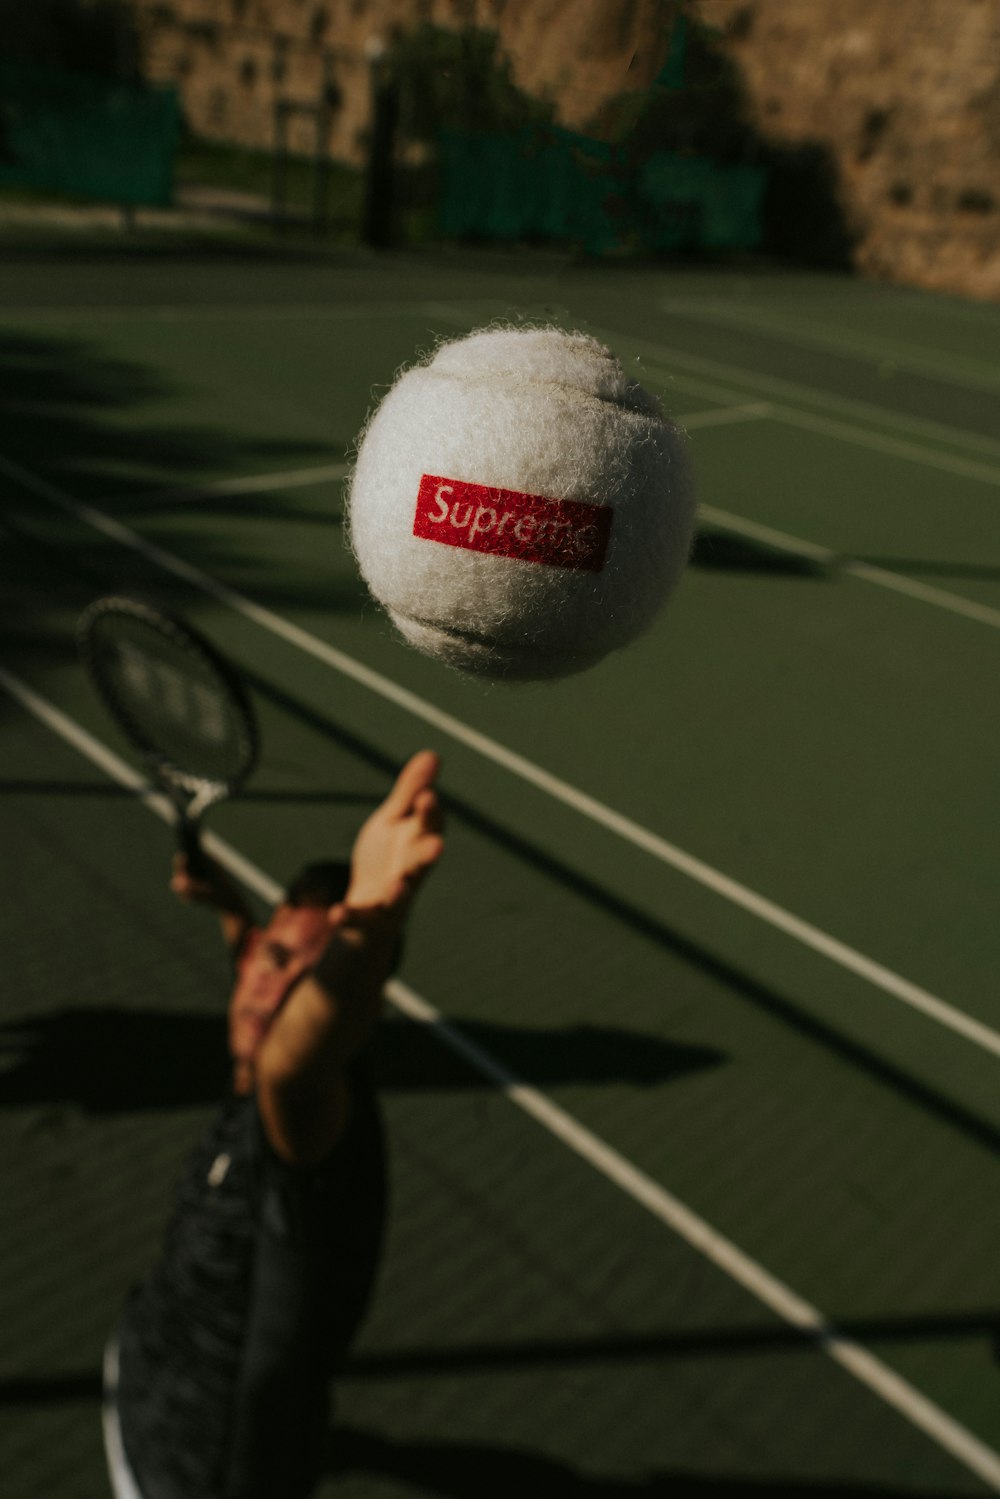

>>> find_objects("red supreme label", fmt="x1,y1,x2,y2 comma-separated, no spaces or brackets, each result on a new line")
413,475,612,573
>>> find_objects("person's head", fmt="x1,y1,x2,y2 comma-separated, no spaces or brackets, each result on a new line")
228,861,351,1078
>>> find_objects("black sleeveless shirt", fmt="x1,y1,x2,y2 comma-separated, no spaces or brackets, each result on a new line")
116,1060,386,1499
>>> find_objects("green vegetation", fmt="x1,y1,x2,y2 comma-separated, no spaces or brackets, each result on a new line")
391,23,555,143
590,13,759,166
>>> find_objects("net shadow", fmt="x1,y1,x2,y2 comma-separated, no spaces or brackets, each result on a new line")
325,1424,975,1499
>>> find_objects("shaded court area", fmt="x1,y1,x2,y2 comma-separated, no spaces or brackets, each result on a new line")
0,711,988,1499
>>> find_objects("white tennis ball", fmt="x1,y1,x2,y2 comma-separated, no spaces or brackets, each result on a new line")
347,325,695,681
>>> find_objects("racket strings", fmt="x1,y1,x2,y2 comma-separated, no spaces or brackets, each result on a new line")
84,607,256,792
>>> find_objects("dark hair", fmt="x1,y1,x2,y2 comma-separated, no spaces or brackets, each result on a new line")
284,859,351,909
283,857,405,976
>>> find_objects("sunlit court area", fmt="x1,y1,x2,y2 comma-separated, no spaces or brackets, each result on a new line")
2,3,1000,1498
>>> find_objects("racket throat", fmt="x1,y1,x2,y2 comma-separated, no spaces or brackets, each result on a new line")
173,783,222,875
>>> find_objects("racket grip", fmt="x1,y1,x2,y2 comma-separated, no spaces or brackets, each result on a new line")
177,817,210,879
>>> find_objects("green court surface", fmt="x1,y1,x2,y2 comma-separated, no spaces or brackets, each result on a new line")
1,245,999,1498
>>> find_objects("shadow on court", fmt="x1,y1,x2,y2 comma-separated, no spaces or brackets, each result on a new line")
692,534,1000,584
690,531,828,577
0,774,377,808
325,1425,978,1498
342,1306,1000,1378
0,1375,987,1499
0,1006,724,1112
0,329,332,484
0,1008,230,1111
0,327,362,640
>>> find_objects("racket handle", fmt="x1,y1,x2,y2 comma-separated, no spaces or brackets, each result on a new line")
177,816,210,879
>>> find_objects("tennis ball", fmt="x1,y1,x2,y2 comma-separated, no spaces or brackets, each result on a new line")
347,325,695,681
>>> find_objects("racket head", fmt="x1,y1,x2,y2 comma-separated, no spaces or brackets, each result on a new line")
77,596,259,810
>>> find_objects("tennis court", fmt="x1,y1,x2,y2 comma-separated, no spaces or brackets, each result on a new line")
1,242,999,1497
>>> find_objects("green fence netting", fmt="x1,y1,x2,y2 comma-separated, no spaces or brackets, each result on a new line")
0,63,180,207
438,127,765,253
438,129,623,254
639,152,766,250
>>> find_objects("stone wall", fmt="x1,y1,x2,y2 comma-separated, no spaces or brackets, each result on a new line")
129,0,1000,300
691,0,1000,300
130,0,672,163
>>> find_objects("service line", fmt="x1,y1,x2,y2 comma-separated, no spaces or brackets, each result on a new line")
612,342,1000,488
109,461,350,511
680,402,774,430
2,448,1000,1065
425,301,1000,470
699,503,1000,633
657,294,1000,399
3,659,1000,1493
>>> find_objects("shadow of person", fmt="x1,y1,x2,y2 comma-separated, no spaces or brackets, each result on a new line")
0,1007,229,1113
375,1013,727,1090
0,1007,725,1113
325,1424,968,1498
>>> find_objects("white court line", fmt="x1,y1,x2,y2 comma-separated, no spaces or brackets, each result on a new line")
0,298,451,326
3,659,1000,1492
629,351,1000,487
107,461,349,510
769,404,1000,489
103,1342,146,1499
659,294,1000,397
680,402,773,431
843,558,1000,625
4,449,1000,1065
624,350,1000,486
699,503,1000,632
699,506,836,565
427,301,1000,467
600,342,1000,488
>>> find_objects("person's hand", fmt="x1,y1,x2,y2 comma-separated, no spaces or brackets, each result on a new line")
170,852,250,917
340,750,445,918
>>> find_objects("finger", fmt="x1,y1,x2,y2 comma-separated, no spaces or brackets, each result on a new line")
413,787,444,835
417,832,445,869
384,750,441,816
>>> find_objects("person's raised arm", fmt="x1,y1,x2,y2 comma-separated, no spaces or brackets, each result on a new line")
170,852,256,962
255,751,444,1166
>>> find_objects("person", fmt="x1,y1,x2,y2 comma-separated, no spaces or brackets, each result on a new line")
103,751,445,1499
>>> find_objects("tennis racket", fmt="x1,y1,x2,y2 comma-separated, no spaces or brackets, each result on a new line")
78,596,259,874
